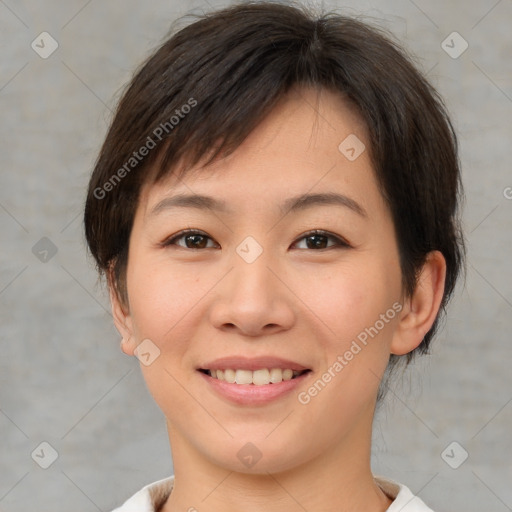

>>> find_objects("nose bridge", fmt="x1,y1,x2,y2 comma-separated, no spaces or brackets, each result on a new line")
231,238,276,305
209,237,295,335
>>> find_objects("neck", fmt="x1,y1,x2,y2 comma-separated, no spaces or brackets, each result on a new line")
162,416,392,512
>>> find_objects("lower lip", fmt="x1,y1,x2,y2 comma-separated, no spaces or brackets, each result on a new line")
198,371,311,406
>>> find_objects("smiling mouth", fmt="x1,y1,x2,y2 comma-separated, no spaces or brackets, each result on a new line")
199,368,311,386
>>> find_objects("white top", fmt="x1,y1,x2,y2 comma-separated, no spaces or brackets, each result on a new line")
111,475,435,511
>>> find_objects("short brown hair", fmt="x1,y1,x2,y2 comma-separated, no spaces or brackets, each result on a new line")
84,1,465,367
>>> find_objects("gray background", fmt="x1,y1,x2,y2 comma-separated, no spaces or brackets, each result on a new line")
1,0,511,510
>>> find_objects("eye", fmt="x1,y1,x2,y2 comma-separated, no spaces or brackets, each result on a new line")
161,229,350,251
161,229,218,249
292,230,351,250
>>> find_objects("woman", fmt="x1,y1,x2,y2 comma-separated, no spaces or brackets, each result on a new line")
84,2,465,510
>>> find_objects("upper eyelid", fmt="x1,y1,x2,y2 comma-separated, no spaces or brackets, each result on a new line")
161,229,217,247
293,230,351,248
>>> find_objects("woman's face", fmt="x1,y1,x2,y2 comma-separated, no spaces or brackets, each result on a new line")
116,87,406,474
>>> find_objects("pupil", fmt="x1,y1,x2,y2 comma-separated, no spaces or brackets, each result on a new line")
188,234,206,248
307,235,327,249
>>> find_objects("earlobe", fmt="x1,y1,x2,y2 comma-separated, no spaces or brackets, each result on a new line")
390,250,447,356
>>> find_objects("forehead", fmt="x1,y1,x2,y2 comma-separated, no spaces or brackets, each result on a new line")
138,87,379,217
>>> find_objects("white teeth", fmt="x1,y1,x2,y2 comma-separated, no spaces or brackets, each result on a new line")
269,368,283,383
252,368,270,386
224,369,236,383
207,368,303,385
235,369,253,385
282,369,293,381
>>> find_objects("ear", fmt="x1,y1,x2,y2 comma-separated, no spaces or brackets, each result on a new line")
108,278,137,356
390,250,447,356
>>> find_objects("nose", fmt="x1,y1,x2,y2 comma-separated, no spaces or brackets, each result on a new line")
208,249,296,337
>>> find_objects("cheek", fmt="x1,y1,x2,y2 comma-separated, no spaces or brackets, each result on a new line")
314,257,402,402
125,258,207,413
305,260,399,351
125,255,206,350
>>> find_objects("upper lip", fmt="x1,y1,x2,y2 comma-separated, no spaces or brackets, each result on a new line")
198,356,309,372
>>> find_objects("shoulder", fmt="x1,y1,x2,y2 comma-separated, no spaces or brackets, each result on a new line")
110,476,174,512
375,476,436,512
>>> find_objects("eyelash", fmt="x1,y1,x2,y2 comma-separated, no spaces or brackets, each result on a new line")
160,229,351,251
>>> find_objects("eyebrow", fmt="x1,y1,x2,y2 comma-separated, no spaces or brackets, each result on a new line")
149,192,367,218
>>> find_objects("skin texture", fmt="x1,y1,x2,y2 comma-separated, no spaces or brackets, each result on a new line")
111,86,446,512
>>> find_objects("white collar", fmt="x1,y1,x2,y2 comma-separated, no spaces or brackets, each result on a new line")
112,474,435,511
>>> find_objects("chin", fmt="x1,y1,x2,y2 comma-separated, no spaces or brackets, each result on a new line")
200,434,314,476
